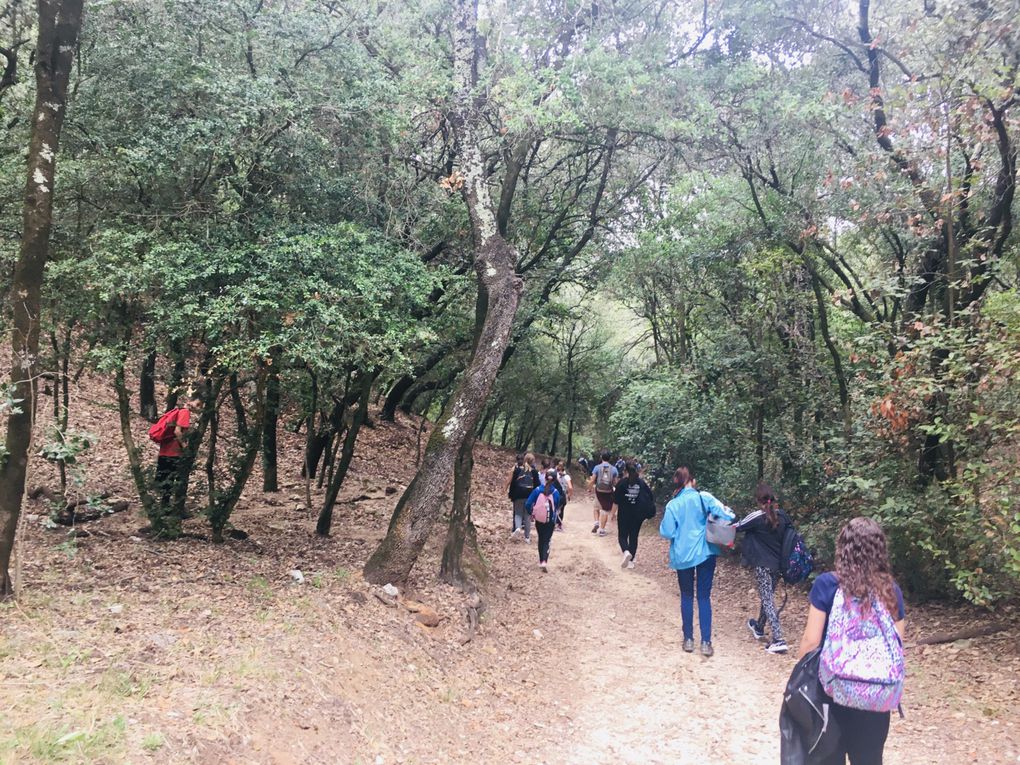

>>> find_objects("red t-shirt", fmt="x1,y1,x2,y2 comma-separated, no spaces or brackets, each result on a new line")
157,407,191,457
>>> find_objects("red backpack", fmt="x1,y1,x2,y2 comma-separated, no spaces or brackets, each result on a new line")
148,409,180,444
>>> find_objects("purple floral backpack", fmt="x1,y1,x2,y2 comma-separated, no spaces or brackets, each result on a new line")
819,588,905,713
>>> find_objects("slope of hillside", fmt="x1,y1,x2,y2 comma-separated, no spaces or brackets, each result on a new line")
1,374,1017,764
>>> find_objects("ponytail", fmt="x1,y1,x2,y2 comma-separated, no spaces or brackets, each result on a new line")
755,482,779,529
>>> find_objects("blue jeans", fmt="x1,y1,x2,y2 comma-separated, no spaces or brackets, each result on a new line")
676,555,717,643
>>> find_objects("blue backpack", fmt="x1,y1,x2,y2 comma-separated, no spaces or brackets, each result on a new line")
780,524,814,584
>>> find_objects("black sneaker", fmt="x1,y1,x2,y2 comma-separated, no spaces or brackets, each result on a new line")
747,619,765,641
766,640,789,654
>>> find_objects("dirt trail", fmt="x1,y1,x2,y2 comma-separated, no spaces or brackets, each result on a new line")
489,484,1015,765
518,501,782,765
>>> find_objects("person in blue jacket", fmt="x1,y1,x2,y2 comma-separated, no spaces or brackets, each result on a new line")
525,473,561,572
659,465,735,657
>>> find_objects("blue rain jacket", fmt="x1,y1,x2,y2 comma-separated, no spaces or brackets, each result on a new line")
659,487,735,570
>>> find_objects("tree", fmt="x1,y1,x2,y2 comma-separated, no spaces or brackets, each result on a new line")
363,0,524,585
0,0,85,599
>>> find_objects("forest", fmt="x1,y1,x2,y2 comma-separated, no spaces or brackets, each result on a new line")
4,0,1014,603
1,0,1019,762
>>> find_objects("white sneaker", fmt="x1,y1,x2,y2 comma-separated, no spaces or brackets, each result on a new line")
511,528,523,541
598,529,607,537
626,560,636,569
539,561,548,572
621,551,632,568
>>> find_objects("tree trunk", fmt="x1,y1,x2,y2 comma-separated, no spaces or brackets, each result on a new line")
114,363,157,521
165,345,186,410
549,416,561,457
316,370,376,536
499,412,511,447
0,0,85,599
485,410,498,444
754,404,765,480
566,414,575,465
140,350,158,422
810,271,851,432
363,0,524,584
380,374,414,422
440,434,486,591
209,374,266,543
262,361,280,492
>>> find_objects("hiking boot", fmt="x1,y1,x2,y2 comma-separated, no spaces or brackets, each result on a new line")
621,551,632,568
591,523,599,534
747,619,765,641
700,641,714,658
682,638,695,653
766,640,789,655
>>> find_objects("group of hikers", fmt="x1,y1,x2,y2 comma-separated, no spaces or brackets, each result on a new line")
507,452,906,765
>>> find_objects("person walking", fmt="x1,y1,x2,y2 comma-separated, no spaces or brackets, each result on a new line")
507,452,539,543
525,471,561,572
796,517,906,765
659,466,735,657
152,393,202,532
613,461,654,569
588,451,618,536
736,482,792,654
578,453,590,476
555,460,572,530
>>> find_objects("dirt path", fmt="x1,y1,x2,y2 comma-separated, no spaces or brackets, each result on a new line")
488,486,1017,765
516,502,782,765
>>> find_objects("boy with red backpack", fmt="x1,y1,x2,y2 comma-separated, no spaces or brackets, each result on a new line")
148,394,202,529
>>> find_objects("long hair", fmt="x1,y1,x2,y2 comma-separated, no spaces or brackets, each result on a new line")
755,482,779,529
625,461,640,484
835,517,898,617
672,466,694,494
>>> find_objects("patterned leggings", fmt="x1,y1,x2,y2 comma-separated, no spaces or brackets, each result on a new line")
754,566,783,641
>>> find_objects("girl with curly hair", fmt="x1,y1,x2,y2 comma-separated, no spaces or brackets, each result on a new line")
797,517,907,765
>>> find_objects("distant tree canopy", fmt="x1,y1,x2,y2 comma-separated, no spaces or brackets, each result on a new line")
1,0,1017,603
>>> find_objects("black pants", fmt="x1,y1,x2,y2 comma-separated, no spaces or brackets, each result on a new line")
617,510,643,560
535,520,555,563
819,705,891,765
155,456,180,506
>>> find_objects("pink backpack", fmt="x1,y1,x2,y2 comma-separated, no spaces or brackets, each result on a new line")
532,492,556,523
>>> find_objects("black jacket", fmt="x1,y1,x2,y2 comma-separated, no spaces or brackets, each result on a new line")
613,478,655,519
508,466,540,500
736,508,791,571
